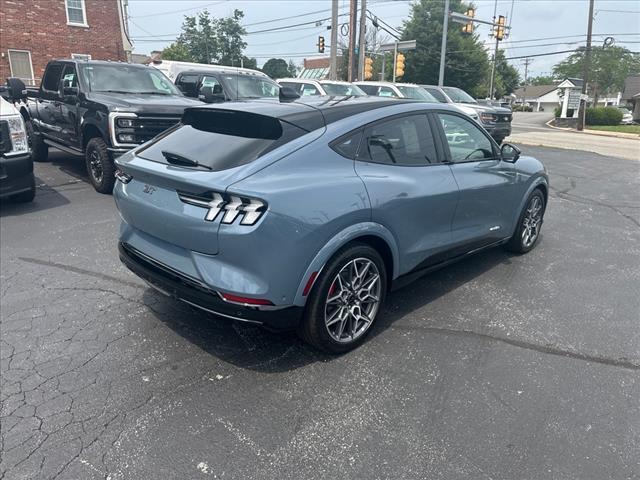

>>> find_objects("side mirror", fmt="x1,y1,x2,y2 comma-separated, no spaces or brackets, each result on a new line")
63,86,79,97
501,143,521,162
199,85,225,103
279,86,300,102
5,77,27,101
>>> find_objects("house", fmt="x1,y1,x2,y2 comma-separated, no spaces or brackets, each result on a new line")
513,84,560,112
298,57,331,79
621,74,640,120
0,0,133,86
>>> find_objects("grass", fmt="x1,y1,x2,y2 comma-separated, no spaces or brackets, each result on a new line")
586,124,640,135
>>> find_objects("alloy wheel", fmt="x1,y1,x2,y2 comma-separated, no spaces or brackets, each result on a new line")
89,149,104,185
324,257,381,343
522,195,543,248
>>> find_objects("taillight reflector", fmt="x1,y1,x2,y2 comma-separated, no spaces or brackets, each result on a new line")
220,293,274,306
302,271,318,296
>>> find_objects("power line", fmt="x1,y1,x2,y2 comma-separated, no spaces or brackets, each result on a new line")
130,1,228,19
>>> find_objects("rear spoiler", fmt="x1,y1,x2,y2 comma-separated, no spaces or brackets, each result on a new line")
182,109,284,140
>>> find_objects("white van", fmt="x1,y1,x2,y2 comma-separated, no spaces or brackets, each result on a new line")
149,59,269,82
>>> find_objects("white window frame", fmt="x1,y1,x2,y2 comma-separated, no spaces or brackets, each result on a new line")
7,49,35,85
65,0,89,27
71,53,92,60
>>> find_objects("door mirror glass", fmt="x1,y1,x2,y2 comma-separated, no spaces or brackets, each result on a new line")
199,85,225,103
63,86,79,97
500,143,521,162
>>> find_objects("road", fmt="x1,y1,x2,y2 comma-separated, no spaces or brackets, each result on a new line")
1,147,639,480
507,111,640,161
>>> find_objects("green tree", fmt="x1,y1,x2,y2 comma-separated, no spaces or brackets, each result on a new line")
288,60,298,77
400,0,490,96
161,42,193,62
261,58,291,79
164,9,248,66
242,56,258,70
553,46,640,102
492,49,520,98
528,75,558,86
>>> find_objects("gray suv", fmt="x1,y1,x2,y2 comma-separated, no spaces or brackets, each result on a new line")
114,97,547,353
422,85,512,144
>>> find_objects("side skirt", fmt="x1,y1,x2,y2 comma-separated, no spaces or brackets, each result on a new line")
391,237,510,291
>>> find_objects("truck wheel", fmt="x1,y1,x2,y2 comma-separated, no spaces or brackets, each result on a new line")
85,137,115,194
25,120,49,162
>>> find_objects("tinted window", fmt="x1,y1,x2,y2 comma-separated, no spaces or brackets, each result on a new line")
42,63,63,91
137,111,308,172
321,83,366,96
221,74,279,99
396,86,436,101
424,87,447,103
441,87,477,104
357,84,379,96
331,130,362,159
438,113,495,163
359,114,437,165
278,82,302,95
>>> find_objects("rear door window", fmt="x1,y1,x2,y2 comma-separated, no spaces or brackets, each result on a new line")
358,114,437,165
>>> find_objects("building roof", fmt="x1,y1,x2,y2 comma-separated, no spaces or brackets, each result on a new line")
622,75,640,101
513,84,558,99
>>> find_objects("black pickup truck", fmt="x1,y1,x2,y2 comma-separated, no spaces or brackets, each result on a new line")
9,59,200,193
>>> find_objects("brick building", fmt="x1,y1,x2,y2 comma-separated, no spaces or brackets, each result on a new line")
0,0,133,85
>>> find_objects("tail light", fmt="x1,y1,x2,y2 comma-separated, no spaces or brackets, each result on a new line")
178,191,266,226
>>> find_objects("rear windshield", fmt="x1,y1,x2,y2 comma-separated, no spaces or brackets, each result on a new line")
137,109,308,172
219,74,280,99
321,83,366,96
396,86,437,102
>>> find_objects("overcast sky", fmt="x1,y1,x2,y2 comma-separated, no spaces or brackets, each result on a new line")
127,0,640,78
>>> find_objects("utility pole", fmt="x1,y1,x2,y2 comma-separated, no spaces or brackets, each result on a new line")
522,57,532,106
488,36,499,99
348,0,358,82
438,0,450,86
577,0,595,131
329,0,338,80
357,0,367,81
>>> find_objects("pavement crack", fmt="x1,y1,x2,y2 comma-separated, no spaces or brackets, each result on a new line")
549,187,640,228
391,324,640,370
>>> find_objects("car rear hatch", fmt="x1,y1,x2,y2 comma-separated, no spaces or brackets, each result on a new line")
115,102,324,255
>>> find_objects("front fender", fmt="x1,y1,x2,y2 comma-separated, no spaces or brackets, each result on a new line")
292,222,400,307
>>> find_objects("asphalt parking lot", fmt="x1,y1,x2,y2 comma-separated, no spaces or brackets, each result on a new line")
1,146,639,480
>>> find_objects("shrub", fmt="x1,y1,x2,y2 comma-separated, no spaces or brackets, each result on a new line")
513,104,533,112
586,106,623,126
554,106,562,118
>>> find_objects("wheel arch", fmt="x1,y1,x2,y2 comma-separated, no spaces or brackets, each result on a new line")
82,122,107,150
292,222,400,307
509,175,549,237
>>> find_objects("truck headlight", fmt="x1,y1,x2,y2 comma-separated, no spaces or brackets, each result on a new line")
110,112,138,146
5,115,29,154
480,113,497,123
117,118,136,128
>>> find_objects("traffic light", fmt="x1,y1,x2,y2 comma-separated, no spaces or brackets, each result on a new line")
318,36,325,54
364,57,374,80
495,15,506,41
395,53,405,78
462,8,475,34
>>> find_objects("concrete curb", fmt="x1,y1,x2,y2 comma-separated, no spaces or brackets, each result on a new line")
545,119,640,140
506,138,640,162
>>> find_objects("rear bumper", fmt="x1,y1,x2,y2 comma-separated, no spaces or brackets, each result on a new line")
119,242,303,330
0,152,34,198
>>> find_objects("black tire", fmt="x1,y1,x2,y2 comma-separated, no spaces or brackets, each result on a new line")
10,179,36,203
298,243,388,354
85,137,115,194
506,189,545,254
25,120,48,162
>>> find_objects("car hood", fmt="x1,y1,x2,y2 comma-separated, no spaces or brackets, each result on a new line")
87,92,202,114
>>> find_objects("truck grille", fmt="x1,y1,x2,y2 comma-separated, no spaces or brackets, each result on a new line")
135,116,181,143
0,121,11,154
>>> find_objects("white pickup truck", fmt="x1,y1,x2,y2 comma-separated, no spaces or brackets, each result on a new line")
0,84,34,203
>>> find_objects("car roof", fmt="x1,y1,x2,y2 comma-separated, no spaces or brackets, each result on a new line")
56,59,149,68
188,96,421,132
353,81,398,87
177,69,275,79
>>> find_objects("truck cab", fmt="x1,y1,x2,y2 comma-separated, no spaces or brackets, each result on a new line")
173,69,280,103
12,59,201,193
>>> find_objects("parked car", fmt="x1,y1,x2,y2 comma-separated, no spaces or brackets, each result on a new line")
618,106,634,125
7,59,201,194
276,79,366,97
0,86,34,203
114,97,548,353
353,81,437,102
422,85,512,143
174,69,280,102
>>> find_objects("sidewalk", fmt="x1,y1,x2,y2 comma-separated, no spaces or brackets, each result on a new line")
506,129,640,161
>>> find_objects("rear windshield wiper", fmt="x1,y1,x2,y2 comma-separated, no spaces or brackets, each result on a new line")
162,150,212,170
